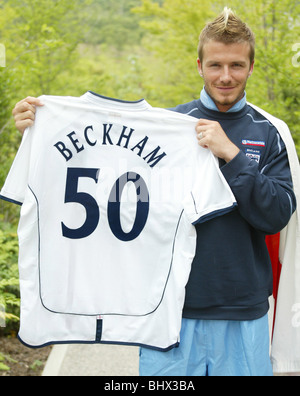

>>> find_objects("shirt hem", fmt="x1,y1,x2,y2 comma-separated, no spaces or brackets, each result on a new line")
0,194,23,206
182,300,270,321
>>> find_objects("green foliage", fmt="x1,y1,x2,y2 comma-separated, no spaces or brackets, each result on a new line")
0,0,84,96
133,0,216,106
0,226,20,330
0,353,10,371
81,0,145,48
0,350,18,372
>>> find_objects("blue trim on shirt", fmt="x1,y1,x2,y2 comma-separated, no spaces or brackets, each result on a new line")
0,194,23,206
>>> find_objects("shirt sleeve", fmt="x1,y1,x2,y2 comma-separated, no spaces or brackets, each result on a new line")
183,148,237,225
0,128,33,206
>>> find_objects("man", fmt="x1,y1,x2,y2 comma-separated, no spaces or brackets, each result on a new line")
11,9,297,376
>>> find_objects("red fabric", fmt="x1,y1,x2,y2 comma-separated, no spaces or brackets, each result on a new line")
266,233,282,301
266,233,282,338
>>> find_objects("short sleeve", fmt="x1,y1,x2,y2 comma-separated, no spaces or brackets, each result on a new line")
183,149,237,225
0,129,32,206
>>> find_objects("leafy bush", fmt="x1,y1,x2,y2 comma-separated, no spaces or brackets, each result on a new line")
0,226,20,333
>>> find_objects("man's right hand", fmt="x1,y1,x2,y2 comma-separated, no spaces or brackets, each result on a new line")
12,97,44,134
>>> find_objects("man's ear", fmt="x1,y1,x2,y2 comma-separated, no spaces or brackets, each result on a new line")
248,60,255,78
197,58,203,77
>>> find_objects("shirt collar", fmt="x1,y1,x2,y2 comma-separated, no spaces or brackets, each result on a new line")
200,87,247,113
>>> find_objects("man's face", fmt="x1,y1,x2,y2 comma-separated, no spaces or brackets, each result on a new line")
198,40,254,112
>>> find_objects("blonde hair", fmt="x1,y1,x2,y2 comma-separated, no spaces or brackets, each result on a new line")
198,7,255,63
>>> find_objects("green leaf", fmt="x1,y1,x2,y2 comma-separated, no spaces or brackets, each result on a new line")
0,362,10,371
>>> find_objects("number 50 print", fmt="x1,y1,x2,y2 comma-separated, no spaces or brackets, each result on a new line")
62,168,150,242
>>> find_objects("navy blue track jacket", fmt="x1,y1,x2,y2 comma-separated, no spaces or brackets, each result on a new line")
171,99,297,321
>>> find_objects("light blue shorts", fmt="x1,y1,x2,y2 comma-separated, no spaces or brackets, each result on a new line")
140,315,273,376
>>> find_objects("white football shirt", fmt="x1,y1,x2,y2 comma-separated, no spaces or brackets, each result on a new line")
0,92,236,350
